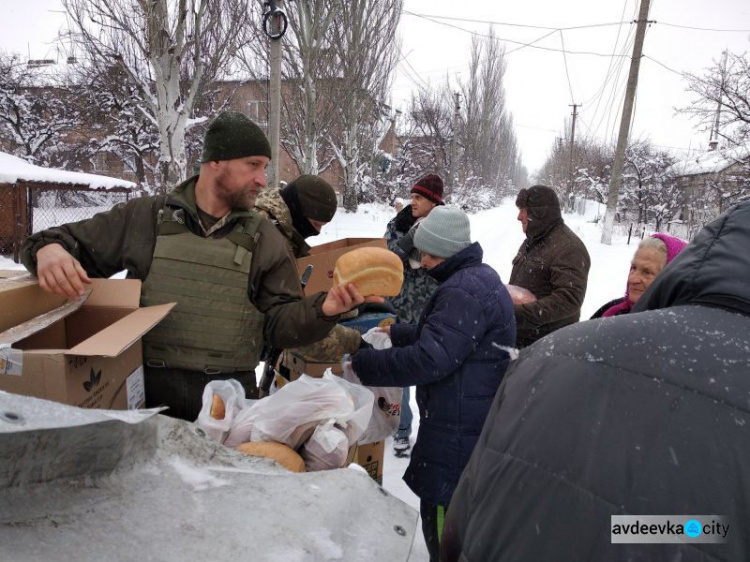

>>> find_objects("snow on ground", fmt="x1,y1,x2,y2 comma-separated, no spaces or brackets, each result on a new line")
0,196,641,562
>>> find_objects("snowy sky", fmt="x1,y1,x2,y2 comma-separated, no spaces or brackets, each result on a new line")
2,0,749,175
396,0,750,173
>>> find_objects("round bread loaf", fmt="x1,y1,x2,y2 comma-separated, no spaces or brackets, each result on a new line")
505,284,537,305
333,247,404,297
235,441,306,473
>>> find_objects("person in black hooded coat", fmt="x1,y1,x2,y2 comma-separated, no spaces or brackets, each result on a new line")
509,185,591,348
441,197,750,562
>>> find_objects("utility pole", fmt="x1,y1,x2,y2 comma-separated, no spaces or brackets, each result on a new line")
449,91,461,198
263,0,288,189
565,103,581,210
710,49,728,148
601,0,652,244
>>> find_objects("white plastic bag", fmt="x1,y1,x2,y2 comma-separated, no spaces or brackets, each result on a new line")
300,420,350,472
342,327,403,443
224,373,373,449
195,379,252,443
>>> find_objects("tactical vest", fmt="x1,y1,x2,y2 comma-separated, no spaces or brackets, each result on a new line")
141,206,265,374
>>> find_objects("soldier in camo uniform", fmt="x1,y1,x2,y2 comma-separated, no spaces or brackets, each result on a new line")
385,174,444,456
255,176,361,364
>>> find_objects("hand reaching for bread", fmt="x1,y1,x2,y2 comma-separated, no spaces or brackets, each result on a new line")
322,283,385,317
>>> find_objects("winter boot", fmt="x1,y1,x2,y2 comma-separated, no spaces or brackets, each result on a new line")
393,436,411,458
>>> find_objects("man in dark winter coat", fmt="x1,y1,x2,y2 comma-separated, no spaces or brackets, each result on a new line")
351,206,516,562
20,112,374,421
384,173,443,456
509,184,590,347
441,198,750,562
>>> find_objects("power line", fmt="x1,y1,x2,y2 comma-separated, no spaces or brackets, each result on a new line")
558,30,576,104
658,22,750,33
642,54,683,76
404,11,631,58
404,10,750,34
403,11,629,32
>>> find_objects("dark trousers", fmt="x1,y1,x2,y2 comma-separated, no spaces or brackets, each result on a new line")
421,498,449,562
144,366,258,421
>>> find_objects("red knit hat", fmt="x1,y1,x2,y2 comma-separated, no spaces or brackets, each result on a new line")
410,174,444,205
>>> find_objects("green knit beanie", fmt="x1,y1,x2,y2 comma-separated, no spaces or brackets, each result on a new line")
292,175,338,222
200,111,272,162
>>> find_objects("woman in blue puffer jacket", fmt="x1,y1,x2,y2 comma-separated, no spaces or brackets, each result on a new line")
350,206,516,562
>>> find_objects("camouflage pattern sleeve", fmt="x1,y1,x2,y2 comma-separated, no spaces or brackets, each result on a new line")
287,324,362,362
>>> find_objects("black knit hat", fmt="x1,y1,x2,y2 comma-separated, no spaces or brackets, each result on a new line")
200,111,272,163
410,174,444,205
289,175,338,222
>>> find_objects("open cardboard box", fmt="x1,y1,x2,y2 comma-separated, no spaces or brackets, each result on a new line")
0,278,174,410
296,238,387,295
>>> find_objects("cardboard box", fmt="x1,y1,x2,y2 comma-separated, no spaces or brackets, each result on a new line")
0,278,173,410
353,440,385,485
340,312,397,335
296,238,387,295
276,351,342,385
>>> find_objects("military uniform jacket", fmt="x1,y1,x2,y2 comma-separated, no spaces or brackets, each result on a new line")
21,177,338,351
255,188,360,359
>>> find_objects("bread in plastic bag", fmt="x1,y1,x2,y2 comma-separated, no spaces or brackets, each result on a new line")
300,420,350,472
195,379,253,443
223,373,373,450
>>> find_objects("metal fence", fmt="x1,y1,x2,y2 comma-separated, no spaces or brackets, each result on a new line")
0,183,131,263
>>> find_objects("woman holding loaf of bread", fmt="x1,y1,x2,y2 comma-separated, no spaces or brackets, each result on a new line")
349,206,516,562
385,174,444,457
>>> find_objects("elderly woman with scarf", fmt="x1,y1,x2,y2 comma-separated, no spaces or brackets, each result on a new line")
591,233,687,318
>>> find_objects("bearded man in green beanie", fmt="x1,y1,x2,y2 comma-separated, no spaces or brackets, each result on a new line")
21,111,378,421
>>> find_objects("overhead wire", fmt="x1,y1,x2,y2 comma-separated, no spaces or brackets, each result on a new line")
403,11,631,58
398,2,735,163
581,0,632,135
558,30,576,104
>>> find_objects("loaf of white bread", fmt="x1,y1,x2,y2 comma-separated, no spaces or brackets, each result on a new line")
333,247,404,297
235,441,307,473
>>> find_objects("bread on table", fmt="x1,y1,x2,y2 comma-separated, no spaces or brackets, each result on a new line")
235,441,306,473
333,247,404,297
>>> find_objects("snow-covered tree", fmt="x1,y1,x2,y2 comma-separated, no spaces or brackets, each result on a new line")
0,54,82,168
62,0,255,192
457,30,520,203
237,0,341,178
75,64,160,192
682,50,750,145
329,0,402,211
620,141,678,226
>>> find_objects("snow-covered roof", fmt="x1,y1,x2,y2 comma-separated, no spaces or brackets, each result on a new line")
668,145,750,178
0,152,135,191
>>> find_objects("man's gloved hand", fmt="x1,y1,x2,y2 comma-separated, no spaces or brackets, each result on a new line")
393,204,416,233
